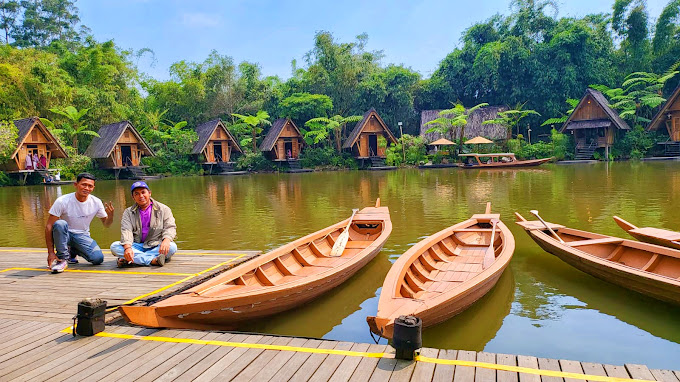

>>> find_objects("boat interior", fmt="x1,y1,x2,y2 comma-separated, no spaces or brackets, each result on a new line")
189,221,386,298
397,221,504,300
541,227,680,280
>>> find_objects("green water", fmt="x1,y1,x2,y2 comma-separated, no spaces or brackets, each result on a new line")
2,162,680,369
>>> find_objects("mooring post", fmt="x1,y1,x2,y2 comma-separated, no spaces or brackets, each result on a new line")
392,315,422,360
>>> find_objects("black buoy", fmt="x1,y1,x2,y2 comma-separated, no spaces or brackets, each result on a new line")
74,298,107,336
392,315,422,360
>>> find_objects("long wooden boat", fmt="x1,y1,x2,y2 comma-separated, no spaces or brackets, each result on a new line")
120,199,392,330
367,203,514,339
613,216,680,250
516,212,680,305
459,153,551,168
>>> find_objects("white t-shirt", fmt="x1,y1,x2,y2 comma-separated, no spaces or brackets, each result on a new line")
48,193,107,234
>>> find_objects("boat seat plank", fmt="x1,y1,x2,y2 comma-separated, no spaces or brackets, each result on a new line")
566,238,624,247
344,240,373,249
309,256,350,268
451,228,502,233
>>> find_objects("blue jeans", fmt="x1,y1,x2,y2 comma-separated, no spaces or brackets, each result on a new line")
52,220,104,265
110,241,177,266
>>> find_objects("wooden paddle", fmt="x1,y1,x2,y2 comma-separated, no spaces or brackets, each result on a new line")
530,210,565,243
330,209,360,257
482,219,499,269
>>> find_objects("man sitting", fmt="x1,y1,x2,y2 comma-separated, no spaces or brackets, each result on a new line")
110,181,177,267
45,173,114,273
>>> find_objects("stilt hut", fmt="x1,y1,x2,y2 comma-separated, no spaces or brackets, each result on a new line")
647,83,680,156
84,121,154,179
192,119,243,173
343,109,397,165
0,117,68,178
560,88,630,160
259,118,304,161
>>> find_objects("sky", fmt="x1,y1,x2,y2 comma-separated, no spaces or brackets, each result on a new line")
77,0,668,81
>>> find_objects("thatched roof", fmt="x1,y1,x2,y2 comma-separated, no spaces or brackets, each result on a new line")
429,138,456,145
192,119,243,155
648,82,680,132
342,108,398,149
560,88,630,133
85,121,154,159
259,118,303,152
465,136,493,144
9,117,68,159
420,106,507,142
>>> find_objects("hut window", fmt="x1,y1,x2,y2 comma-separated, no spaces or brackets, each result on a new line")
32,130,38,141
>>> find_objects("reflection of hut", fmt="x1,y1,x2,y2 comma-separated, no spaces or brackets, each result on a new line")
343,109,397,164
1,117,68,182
260,118,304,161
420,106,507,143
560,88,630,160
85,121,154,179
192,119,243,174
647,83,680,156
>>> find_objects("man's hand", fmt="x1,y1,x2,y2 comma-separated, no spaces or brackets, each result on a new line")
101,202,115,228
159,238,171,256
47,251,57,268
124,246,134,263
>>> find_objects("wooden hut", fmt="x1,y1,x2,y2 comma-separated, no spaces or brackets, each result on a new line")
343,109,397,161
0,117,67,176
560,88,630,160
84,121,154,178
192,119,243,173
420,106,507,143
647,83,680,156
259,118,304,162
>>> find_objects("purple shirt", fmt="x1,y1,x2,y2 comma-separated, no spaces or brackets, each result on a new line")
140,201,153,242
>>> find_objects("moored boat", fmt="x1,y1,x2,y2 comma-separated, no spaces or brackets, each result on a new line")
459,153,551,168
367,203,514,339
120,199,392,330
613,216,680,250
516,212,680,305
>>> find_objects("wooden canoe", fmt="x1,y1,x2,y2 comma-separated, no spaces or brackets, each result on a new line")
367,203,514,339
516,212,680,305
458,153,552,168
613,216,680,250
120,200,392,330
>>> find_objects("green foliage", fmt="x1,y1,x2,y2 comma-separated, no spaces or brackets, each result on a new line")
232,110,271,152
541,98,579,126
0,171,12,186
611,125,657,160
385,134,427,166
0,120,18,162
235,152,275,172
506,128,569,160
425,102,488,146
142,151,201,176
298,146,357,169
278,93,333,125
42,106,98,152
50,147,93,180
305,114,362,152
483,103,540,139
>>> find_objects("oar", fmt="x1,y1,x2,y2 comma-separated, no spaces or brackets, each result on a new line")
482,219,499,269
330,209,360,257
529,210,565,244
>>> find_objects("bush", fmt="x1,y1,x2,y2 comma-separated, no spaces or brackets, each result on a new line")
235,152,276,172
0,171,12,186
385,135,427,166
299,147,357,169
142,152,202,175
612,126,658,160
51,148,94,180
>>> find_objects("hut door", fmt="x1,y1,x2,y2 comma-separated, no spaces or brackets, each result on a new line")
284,141,293,159
368,135,378,157
121,146,133,166
213,144,223,162
673,118,680,142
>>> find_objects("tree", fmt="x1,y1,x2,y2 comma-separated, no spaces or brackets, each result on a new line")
11,0,81,47
278,93,333,126
483,103,541,140
0,0,19,44
42,106,98,152
305,114,362,152
425,102,488,147
541,98,579,126
231,111,271,152
0,120,18,162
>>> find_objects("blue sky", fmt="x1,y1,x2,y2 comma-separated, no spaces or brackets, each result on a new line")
78,0,667,81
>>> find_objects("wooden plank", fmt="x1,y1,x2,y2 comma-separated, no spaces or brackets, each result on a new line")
289,340,340,381
497,353,518,382
178,333,255,382
580,362,608,382
198,335,278,381
651,369,680,382
265,338,324,382
603,364,631,379
433,349,458,382
151,331,229,381
388,357,417,382
454,350,477,382
626,364,656,381
328,342,372,382
538,358,563,382
517,355,541,382
246,337,313,382
559,360,585,382
308,341,354,382
230,336,294,382
348,344,388,382
411,348,439,382
367,348,398,382
475,352,496,382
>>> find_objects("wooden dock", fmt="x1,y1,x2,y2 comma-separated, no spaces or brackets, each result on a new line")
1,247,678,381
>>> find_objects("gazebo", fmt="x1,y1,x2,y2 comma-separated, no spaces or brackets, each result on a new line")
192,119,243,174
84,121,154,179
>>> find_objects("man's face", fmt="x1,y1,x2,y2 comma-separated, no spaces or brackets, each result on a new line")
132,188,151,207
74,178,95,198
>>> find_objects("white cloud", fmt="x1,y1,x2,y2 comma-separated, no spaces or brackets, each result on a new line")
181,12,221,28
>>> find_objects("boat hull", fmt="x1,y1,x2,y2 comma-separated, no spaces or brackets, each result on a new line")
614,216,680,250
459,157,551,169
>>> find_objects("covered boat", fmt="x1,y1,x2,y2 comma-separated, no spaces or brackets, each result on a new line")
459,153,551,168
613,216,680,250
516,212,680,305
367,203,514,339
120,200,392,330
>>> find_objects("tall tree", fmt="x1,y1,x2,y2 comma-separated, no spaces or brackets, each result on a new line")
231,111,271,152
0,0,19,44
42,106,98,152
11,0,80,47
305,114,362,153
